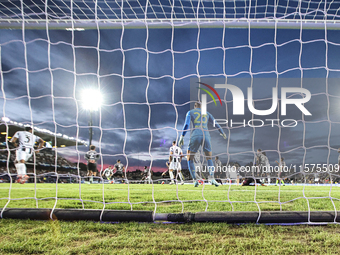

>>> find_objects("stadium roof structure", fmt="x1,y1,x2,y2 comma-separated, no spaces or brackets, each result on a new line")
0,0,340,29
0,117,87,148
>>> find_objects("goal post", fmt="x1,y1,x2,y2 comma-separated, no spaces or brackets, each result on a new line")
1,0,340,224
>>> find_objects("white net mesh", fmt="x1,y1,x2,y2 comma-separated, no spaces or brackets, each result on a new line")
1,0,340,20
0,0,340,224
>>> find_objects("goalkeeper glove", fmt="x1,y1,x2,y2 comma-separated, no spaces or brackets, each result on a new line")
220,133,227,139
178,135,184,147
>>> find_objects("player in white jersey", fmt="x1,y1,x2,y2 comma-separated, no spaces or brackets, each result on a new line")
11,126,44,184
102,165,114,182
141,166,152,184
169,140,184,185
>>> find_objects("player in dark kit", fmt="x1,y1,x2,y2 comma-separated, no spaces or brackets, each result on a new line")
114,159,125,180
84,145,100,177
241,177,266,186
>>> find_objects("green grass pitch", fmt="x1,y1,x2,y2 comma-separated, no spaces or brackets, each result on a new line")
1,183,340,212
1,183,340,254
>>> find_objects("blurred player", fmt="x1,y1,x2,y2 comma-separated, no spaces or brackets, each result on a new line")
161,161,170,178
178,101,227,187
85,145,100,179
234,163,241,185
169,140,184,185
114,159,125,182
256,149,265,171
275,157,285,186
141,166,152,184
262,152,271,184
215,156,223,178
241,177,266,186
102,165,114,182
11,126,44,184
256,149,271,184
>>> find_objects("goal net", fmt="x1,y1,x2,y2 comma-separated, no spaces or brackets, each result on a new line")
1,0,340,224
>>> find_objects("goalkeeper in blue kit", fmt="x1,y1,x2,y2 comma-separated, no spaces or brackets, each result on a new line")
178,101,227,187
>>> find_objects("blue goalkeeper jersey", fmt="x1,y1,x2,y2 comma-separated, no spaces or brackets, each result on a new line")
181,108,224,138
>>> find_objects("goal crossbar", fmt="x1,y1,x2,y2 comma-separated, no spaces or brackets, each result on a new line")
1,18,340,30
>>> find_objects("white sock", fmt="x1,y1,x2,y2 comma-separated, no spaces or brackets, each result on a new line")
15,163,26,176
178,171,183,182
169,171,174,182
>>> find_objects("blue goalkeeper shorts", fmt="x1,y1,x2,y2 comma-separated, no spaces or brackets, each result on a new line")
188,135,212,153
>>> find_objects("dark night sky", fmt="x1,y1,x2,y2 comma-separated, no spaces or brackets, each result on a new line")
1,25,340,171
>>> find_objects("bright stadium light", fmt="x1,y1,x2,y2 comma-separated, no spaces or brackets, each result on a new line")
81,89,103,111
66,28,85,31
1,117,10,122
81,88,103,146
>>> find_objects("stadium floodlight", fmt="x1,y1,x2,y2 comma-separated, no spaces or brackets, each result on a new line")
1,117,10,122
81,89,103,111
81,89,103,146
65,28,85,31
